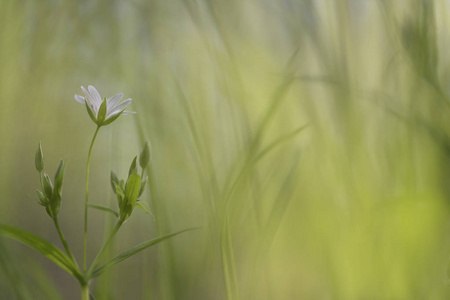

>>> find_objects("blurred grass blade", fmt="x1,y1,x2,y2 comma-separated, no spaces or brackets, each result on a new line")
88,204,119,218
252,125,308,164
92,228,198,278
0,224,83,282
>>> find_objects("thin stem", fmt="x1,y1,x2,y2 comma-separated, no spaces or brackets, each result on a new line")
53,217,78,266
81,283,89,300
84,126,101,272
39,171,44,191
88,221,123,276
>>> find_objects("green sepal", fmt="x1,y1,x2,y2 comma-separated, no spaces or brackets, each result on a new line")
139,142,150,169
101,109,125,126
35,142,44,172
43,173,53,198
84,100,98,124
128,156,138,177
53,160,65,197
36,190,48,206
96,98,107,125
110,171,119,194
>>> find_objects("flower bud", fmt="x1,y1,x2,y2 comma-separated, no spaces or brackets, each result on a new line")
54,160,65,197
43,173,53,198
35,142,44,172
110,171,119,194
36,190,49,206
139,142,151,169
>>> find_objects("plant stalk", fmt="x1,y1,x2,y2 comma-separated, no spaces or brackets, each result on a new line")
88,221,123,276
81,283,89,300
84,126,101,272
53,217,77,265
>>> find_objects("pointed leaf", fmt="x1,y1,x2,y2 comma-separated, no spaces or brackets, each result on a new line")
88,204,119,218
91,228,198,278
0,224,83,281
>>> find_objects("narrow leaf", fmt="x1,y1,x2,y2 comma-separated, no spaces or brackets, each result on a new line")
0,224,82,281
88,204,119,218
91,228,198,278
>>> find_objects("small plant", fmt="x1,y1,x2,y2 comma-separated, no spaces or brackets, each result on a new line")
0,85,194,299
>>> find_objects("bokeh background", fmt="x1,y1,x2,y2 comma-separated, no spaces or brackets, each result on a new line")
1,0,450,299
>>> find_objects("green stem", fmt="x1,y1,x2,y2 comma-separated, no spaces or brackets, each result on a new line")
53,217,78,266
39,171,44,191
87,221,123,276
81,283,89,300
84,126,101,272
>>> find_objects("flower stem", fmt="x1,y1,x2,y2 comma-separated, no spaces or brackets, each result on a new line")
84,126,101,272
81,283,89,300
88,220,123,276
53,217,77,265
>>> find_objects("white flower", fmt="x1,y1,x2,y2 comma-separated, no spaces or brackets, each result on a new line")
75,85,134,126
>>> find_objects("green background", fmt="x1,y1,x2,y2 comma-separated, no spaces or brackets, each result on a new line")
0,0,450,299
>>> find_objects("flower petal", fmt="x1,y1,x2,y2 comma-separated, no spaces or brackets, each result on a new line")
88,85,102,108
74,95,85,104
81,86,96,108
106,93,124,112
121,111,136,115
107,99,132,118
